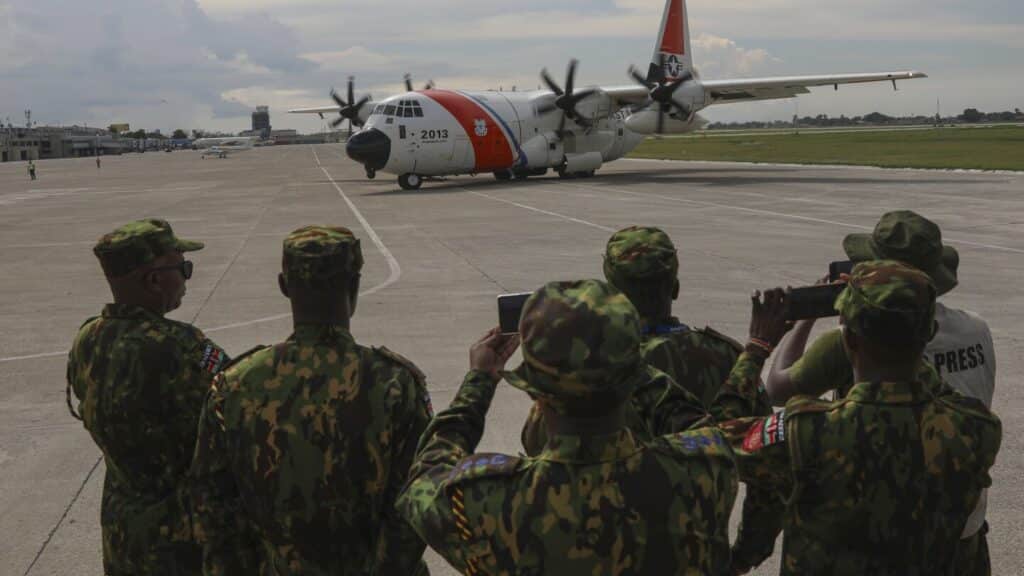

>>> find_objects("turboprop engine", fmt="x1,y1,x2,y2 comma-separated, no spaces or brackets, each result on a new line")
626,111,707,134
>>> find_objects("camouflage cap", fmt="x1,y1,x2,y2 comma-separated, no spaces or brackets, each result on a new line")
843,210,958,296
603,226,679,288
835,260,936,344
501,279,644,414
93,219,203,278
282,225,363,284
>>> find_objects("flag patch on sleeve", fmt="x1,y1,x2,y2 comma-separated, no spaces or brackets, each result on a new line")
200,343,228,375
742,410,786,452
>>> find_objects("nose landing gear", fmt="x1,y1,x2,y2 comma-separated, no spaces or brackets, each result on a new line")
366,168,376,179
398,173,422,190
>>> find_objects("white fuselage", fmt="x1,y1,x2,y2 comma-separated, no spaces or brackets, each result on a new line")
351,89,700,178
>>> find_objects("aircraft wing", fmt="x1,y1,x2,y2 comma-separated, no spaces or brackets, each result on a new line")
602,85,657,106
702,71,927,104
289,106,344,115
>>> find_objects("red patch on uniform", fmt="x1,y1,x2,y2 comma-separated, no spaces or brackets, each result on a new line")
743,411,786,452
421,90,514,172
742,418,766,452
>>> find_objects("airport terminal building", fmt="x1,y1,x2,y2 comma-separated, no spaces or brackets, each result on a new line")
0,126,128,162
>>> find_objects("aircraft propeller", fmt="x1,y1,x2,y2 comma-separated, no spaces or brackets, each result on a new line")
537,59,597,136
329,77,371,138
627,53,694,134
404,74,436,92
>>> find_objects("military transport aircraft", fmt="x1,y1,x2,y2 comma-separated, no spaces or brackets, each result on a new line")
290,0,926,190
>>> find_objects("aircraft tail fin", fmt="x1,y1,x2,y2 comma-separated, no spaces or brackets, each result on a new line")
648,0,694,83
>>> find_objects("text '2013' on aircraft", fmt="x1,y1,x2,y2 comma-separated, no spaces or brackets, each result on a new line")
290,0,926,190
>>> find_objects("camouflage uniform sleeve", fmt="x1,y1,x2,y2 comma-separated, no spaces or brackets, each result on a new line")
190,375,262,576
640,366,712,434
717,413,794,495
788,329,853,397
396,370,499,570
710,349,769,422
374,350,434,576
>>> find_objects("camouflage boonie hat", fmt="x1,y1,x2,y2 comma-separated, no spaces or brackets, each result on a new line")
843,211,958,296
93,219,203,278
835,260,936,344
501,280,643,414
603,226,679,288
282,226,363,284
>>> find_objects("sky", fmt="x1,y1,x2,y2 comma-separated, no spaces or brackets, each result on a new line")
1,0,1021,134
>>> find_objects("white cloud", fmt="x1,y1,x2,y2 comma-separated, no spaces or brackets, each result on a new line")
692,33,779,77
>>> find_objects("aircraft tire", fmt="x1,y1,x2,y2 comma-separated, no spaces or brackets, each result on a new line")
494,170,512,181
399,173,423,190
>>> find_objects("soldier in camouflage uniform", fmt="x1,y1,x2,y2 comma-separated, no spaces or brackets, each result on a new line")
67,219,230,575
717,261,1002,575
190,226,433,576
398,279,743,575
518,226,779,574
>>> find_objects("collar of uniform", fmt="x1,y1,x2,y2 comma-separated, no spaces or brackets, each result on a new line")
537,428,641,464
844,380,930,405
641,316,690,337
290,323,354,345
102,303,163,321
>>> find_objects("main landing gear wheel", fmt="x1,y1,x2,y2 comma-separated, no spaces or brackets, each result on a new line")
398,173,422,190
493,170,513,181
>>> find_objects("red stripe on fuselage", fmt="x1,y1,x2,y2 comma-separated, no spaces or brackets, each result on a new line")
660,0,685,55
421,90,514,172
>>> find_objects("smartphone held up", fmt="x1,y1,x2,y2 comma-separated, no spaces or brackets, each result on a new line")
498,293,532,334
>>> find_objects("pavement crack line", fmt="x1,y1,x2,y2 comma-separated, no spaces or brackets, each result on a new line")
430,231,508,292
469,190,617,233
191,204,269,325
22,456,103,576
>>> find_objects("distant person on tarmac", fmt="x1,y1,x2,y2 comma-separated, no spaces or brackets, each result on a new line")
96,156,102,169
27,160,36,180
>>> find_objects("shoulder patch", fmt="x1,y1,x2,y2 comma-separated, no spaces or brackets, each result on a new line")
218,344,269,375
742,410,787,452
701,326,744,354
197,341,232,375
373,345,427,384
664,428,731,457
445,453,522,487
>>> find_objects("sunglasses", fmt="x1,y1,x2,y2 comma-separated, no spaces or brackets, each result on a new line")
150,260,194,280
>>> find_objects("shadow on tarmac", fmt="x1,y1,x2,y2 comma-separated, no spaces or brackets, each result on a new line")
360,165,993,195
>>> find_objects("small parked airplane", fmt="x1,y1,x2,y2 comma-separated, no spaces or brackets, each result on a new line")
193,137,258,159
291,0,926,190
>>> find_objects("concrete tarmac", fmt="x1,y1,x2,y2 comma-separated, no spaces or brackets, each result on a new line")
2,145,1021,575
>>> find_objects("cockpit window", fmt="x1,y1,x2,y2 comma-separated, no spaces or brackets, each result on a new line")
384,105,396,116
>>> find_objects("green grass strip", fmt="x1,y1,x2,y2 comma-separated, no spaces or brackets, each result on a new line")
629,126,1024,171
